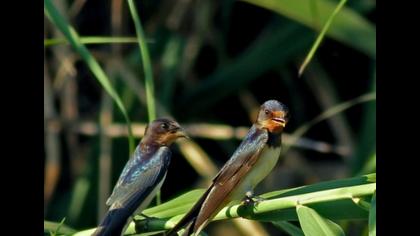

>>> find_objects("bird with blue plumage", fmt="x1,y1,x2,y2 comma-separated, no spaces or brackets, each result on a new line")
92,118,188,236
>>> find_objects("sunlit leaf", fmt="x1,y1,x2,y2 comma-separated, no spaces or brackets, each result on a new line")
297,205,345,236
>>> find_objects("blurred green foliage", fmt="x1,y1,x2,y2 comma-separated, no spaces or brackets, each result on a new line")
44,0,375,235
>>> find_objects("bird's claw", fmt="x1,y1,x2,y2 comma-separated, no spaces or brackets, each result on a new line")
134,214,158,232
241,192,265,208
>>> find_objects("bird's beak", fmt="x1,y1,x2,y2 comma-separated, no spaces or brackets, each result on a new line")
272,117,286,128
173,127,190,139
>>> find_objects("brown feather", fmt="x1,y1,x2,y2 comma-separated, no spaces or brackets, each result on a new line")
167,126,270,236
166,186,214,236
192,148,264,233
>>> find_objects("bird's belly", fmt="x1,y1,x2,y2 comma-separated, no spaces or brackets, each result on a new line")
228,146,281,203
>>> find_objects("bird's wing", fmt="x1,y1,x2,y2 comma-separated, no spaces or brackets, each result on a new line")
106,146,171,209
107,145,141,200
167,126,268,236
213,125,268,184
190,126,268,230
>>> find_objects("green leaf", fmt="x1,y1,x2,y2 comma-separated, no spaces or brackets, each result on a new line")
127,0,156,122
296,205,345,236
44,0,135,153
358,153,376,175
181,23,313,111
351,197,371,212
261,173,375,199
241,0,375,58
144,173,376,221
369,191,376,236
299,0,347,76
44,36,140,46
44,220,76,235
73,174,375,235
142,189,206,218
272,221,304,236
283,92,376,154
127,0,158,205
67,177,90,223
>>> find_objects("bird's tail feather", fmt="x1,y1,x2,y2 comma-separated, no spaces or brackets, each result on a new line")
91,208,131,236
166,185,213,236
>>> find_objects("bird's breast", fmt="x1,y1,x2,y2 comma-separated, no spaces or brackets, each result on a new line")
229,146,281,202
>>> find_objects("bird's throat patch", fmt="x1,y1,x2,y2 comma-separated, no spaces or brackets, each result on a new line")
267,132,281,148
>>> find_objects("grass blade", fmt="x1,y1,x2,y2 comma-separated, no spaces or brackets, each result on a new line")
296,205,345,236
44,36,141,47
127,0,156,122
357,153,376,176
283,92,376,154
298,0,347,76
242,0,375,58
44,219,76,235
67,177,90,223
180,23,313,111
126,0,158,205
44,0,135,153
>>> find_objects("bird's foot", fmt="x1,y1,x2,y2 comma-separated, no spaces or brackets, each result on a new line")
241,191,265,208
134,214,158,232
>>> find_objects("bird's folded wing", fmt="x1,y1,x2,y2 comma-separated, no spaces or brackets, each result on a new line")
106,147,170,209
213,126,268,184
190,126,269,232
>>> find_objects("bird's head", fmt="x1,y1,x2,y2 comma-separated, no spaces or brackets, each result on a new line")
256,100,289,134
143,118,188,146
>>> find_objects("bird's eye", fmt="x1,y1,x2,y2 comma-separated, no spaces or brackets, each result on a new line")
161,123,169,130
264,109,270,115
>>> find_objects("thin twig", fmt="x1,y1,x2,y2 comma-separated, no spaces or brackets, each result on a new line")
45,120,350,156
68,0,88,19
283,92,376,154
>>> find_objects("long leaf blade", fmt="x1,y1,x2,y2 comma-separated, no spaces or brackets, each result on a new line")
44,0,135,153
296,205,345,236
241,0,375,58
72,174,375,235
283,93,376,154
44,36,140,46
44,220,77,235
127,0,156,122
298,0,347,76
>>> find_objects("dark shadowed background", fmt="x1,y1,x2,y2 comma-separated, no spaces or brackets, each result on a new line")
44,0,376,235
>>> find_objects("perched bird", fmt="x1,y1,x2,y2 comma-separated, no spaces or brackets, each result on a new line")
167,100,289,236
92,118,188,236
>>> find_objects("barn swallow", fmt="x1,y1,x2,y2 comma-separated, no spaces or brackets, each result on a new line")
167,100,289,236
92,118,188,236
